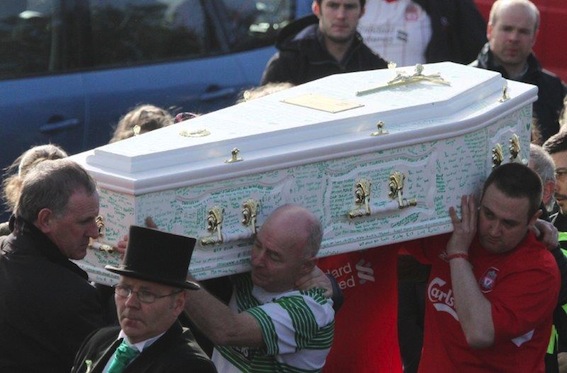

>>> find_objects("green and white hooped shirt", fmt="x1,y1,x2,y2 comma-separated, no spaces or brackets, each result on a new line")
212,274,335,373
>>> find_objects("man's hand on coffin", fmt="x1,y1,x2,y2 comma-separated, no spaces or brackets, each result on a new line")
144,216,158,229
446,194,477,256
114,234,128,258
112,217,160,257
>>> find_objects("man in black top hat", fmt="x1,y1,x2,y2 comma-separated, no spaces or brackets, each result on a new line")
71,226,217,373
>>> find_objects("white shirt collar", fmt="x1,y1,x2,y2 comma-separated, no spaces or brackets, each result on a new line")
117,330,165,352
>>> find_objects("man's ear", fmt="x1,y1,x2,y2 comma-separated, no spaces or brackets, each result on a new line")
302,257,317,275
543,180,555,207
312,0,321,17
173,291,187,315
35,208,54,233
486,23,493,41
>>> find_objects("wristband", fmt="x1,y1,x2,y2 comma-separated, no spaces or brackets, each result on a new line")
446,253,469,261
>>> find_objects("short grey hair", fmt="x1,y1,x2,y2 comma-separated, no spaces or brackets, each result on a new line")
15,159,97,222
530,143,556,184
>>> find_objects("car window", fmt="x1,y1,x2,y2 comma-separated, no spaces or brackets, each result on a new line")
0,0,299,80
88,0,221,68
0,0,54,79
219,0,295,51
0,0,221,79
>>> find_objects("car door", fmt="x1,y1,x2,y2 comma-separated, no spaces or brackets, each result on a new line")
0,0,87,172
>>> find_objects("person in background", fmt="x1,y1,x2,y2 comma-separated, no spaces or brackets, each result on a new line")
470,0,566,143
543,130,567,372
71,226,216,373
0,159,104,372
530,143,557,217
184,204,335,372
173,111,199,123
543,132,567,245
1,143,68,235
403,162,560,371
109,104,174,143
261,0,388,85
358,0,486,67
529,143,567,373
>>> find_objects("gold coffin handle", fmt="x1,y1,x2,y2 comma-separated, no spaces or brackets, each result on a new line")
388,172,418,209
348,172,417,219
87,215,114,253
200,200,259,246
493,134,521,168
509,134,521,162
492,143,503,168
241,199,258,234
348,179,371,218
200,206,224,245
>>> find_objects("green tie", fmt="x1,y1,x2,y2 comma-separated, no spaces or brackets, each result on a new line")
107,340,139,373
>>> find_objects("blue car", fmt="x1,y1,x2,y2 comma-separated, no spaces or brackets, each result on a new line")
0,0,310,202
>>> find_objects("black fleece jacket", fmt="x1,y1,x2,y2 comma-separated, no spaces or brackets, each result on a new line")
261,15,388,86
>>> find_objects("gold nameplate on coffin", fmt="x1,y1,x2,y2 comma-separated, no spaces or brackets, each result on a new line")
282,93,363,113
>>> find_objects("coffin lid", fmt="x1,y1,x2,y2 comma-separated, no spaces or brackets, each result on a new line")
71,62,537,195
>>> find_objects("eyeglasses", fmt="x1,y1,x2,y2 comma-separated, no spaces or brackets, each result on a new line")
114,284,183,304
555,168,567,180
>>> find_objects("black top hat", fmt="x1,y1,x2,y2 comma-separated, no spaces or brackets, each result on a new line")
105,226,200,290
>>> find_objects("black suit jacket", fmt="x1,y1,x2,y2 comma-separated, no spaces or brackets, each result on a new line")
0,221,103,372
71,322,217,373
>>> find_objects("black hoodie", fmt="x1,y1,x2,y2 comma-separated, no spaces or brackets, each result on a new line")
261,15,388,85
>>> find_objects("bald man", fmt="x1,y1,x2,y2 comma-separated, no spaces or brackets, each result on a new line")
184,204,335,373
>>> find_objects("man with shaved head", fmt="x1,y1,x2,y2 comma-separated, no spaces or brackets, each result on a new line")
184,204,335,372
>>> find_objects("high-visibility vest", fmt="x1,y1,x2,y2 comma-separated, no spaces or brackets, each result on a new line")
547,235,567,354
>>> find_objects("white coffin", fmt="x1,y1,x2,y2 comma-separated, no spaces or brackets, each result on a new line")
71,62,536,285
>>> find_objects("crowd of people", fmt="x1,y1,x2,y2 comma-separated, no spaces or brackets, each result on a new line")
1,0,566,372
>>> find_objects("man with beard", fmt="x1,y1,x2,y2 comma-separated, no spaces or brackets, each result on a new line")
544,120,567,372
261,0,388,85
529,143,567,372
544,131,567,245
